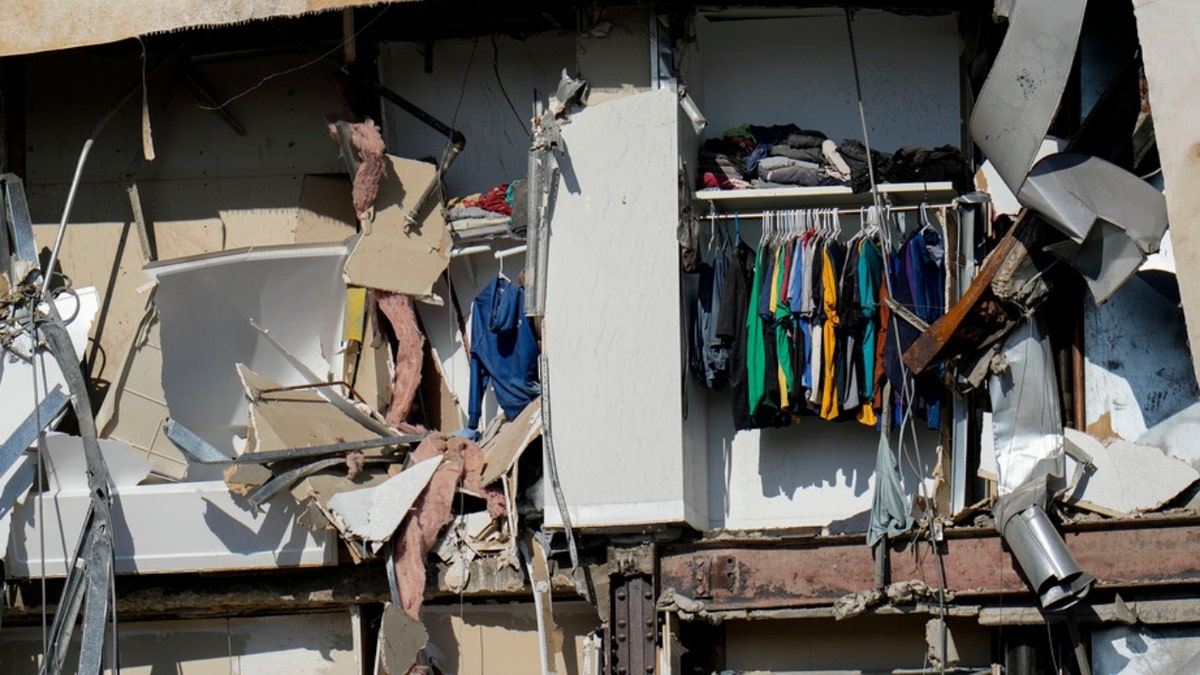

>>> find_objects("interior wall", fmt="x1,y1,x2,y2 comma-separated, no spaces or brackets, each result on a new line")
722,614,991,672
1084,274,1199,442
422,601,600,675
690,9,961,152
0,612,356,674
379,6,651,199
21,46,354,392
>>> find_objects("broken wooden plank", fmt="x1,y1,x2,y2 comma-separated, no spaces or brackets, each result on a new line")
480,396,542,486
902,220,1025,375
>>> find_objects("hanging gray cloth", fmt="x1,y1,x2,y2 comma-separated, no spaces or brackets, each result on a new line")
866,422,912,547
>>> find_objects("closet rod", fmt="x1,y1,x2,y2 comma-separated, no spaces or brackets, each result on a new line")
702,202,956,220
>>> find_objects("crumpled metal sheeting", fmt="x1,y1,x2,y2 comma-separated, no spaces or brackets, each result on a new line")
1001,504,1095,612
36,309,119,675
988,317,1064,496
971,0,1168,302
969,0,1086,192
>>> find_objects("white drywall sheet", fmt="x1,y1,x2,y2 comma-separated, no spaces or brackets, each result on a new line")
542,89,707,529
144,243,348,456
7,479,335,576
691,9,961,152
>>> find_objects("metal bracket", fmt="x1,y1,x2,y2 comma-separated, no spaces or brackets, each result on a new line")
691,556,712,599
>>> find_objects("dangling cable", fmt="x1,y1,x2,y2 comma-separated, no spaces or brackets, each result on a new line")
845,17,949,664
844,9,882,213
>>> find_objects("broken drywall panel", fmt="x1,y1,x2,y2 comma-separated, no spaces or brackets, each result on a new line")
1060,429,1200,516
480,396,542,486
343,155,450,296
94,308,192,480
1139,403,1200,472
144,243,347,456
326,455,442,546
1084,274,1200,443
41,433,153,491
290,469,397,529
238,365,382,455
1136,0,1200,396
377,602,429,675
0,286,98,448
223,462,274,498
7,479,335,576
1093,625,1200,675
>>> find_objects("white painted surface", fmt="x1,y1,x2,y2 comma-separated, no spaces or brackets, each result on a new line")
145,244,347,457
0,612,356,674
1093,625,1200,675
0,287,98,448
7,479,335,576
691,10,961,151
705,390,939,530
327,454,442,543
1135,0,1200,395
542,89,707,530
1084,274,1199,442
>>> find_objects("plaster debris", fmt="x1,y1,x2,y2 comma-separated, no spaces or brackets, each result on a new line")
326,454,443,548
1061,428,1200,517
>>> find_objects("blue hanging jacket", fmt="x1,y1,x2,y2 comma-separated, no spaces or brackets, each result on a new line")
468,275,541,429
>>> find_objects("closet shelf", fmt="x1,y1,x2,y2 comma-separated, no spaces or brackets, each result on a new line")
694,181,957,213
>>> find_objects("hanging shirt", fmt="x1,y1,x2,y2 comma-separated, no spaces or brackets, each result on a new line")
807,236,825,408
717,242,759,430
773,244,793,409
858,238,885,400
690,255,730,391
468,275,541,429
820,245,841,420
746,245,769,417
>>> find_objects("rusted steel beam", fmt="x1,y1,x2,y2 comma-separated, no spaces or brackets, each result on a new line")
660,524,1200,612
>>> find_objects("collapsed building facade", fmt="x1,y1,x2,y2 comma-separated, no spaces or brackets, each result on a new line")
2,0,1200,672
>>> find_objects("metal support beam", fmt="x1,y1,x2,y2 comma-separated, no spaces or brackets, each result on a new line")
659,522,1200,613
610,574,656,675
